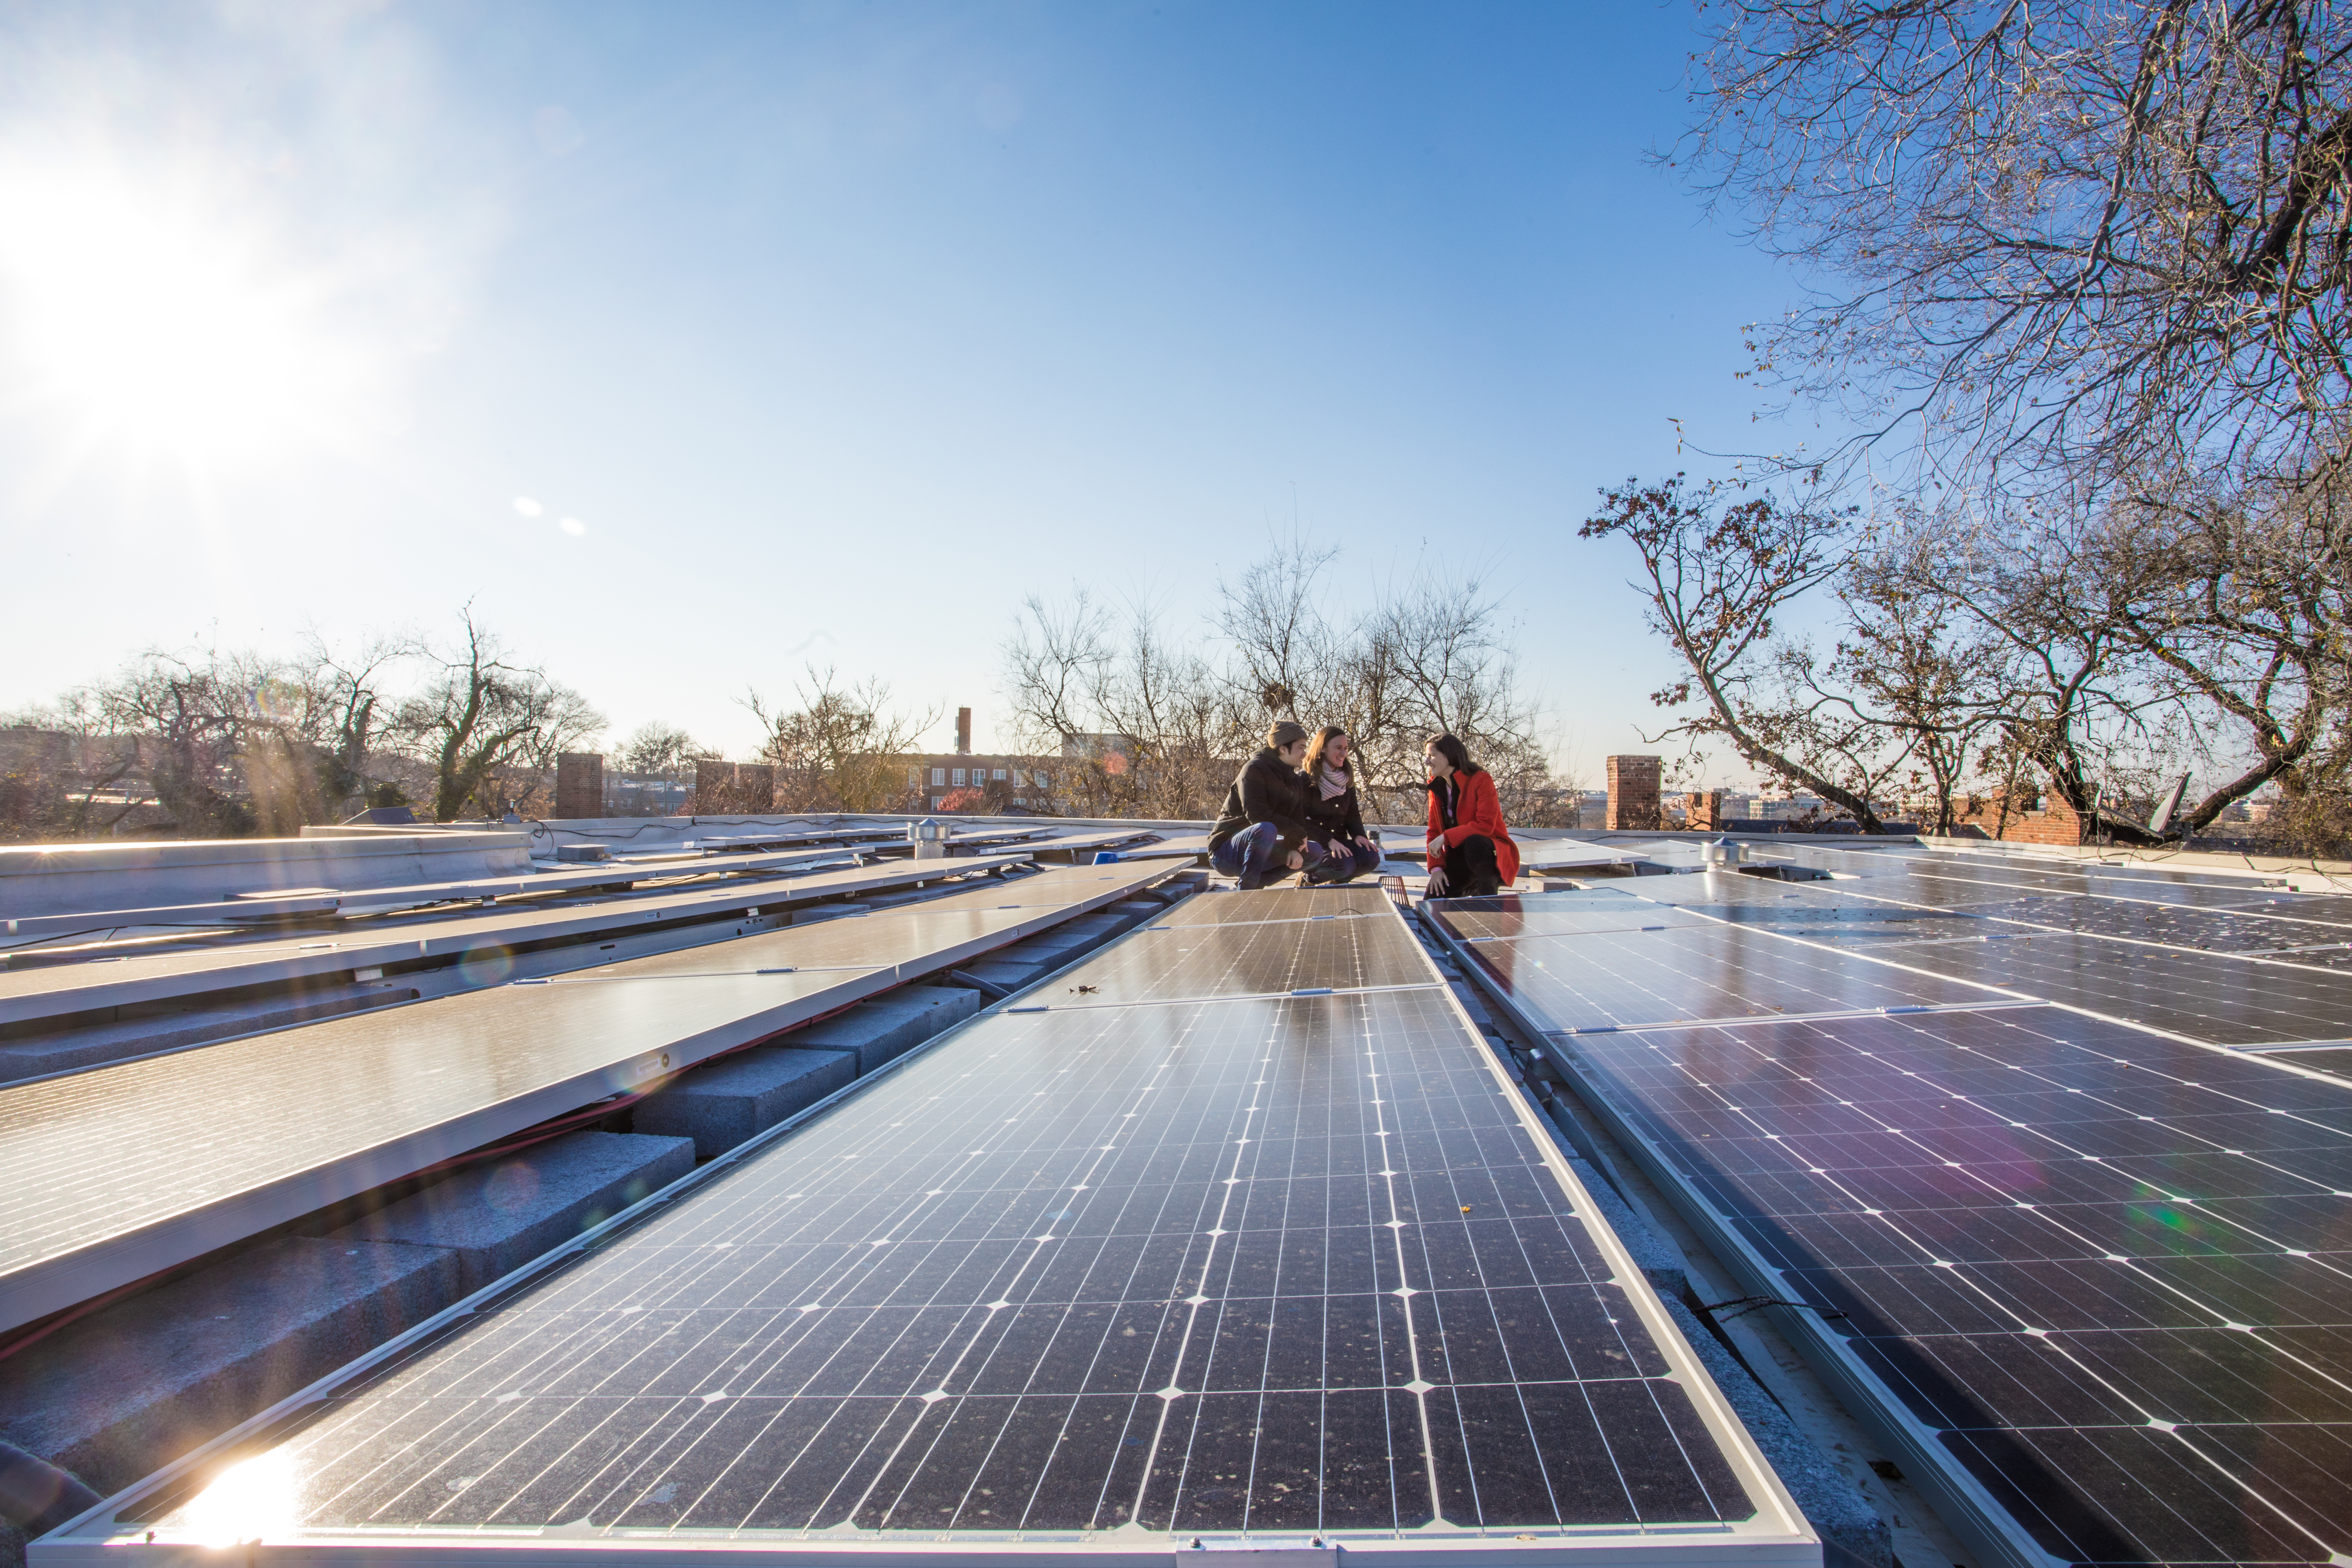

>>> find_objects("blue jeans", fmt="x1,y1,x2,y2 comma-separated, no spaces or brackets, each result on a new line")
1316,835,1380,884
1211,822,1326,886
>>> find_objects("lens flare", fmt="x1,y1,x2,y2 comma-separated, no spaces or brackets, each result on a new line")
184,1448,300,1546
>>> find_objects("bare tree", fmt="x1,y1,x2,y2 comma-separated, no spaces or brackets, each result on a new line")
391,609,603,822
1215,536,1343,721
297,631,417,816
748,667,939,813
2101,472,2352,831
617,720,704,775
1825,554,2008,833
1578,474,1897,826
1091,611,1246,820
1682,1,2352,500
1004,591,1115,753
81,646,330,837
1880,508,2192,843
0,701,147,844
1356,570,1549,822
1003,593,1248,819
1010,545,1561,825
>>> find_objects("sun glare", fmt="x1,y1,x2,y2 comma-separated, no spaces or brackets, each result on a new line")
0,159,365,470
183,1447,301,1546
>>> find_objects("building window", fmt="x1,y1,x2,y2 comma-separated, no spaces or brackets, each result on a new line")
907,767,919,786
1012,769,1027,787
952,769,966,786
993,768,1006,782
1034,771,1050,789
931,796,944,810
930,768,945,787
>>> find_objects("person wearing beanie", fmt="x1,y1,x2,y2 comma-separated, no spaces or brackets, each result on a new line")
1207,720,1329,890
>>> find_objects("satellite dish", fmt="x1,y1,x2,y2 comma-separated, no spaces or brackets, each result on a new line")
2147,773,2191,837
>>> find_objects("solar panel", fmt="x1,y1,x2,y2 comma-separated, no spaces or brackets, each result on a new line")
1904,865,2322,913
1062,919,1433,1003
54,898,1811,1564
1558,1007,2352,1568
0,855,1031,1032
1151,885,1396,927
2244,1046,2352,1083
1446,924,2007,1033
0,864,1174,1334
1841,929,2352,1046
1425,897,2352,1568
1957,895,2352,952
1441,907,1716,942
1451,883,2352,1048
1443,897,1969,949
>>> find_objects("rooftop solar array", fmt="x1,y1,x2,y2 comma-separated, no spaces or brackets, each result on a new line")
1556,869,2352,1049
1427,859,2352,1568
0,863,1169,1335
42,886,1812,1566
0,855,1027,1031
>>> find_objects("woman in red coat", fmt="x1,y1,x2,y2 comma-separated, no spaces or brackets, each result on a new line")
1423,733,1518,897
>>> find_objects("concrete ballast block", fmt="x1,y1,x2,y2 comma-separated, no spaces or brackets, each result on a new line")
788,986,979,1076
0,1237,463,1496
959,955,1051,990
631,1049,856,1159
329,1130,694,1291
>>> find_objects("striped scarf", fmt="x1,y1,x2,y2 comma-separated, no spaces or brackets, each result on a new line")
1319,763,1349,801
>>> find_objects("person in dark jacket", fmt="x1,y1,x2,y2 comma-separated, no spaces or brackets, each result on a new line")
1299,725,1380,883
1208,721,1329,890
1423,732,1519,897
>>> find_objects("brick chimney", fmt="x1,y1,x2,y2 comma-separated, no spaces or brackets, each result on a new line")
555,752,604,820
1605,756,1663,831
955,707,972,755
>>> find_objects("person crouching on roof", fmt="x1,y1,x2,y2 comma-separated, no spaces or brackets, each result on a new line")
1300,725,1380,884
1423,732,1518,898
1208,720,1329,891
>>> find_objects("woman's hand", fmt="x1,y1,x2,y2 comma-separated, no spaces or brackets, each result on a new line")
1425,862,1449,897
1285,848,1305,871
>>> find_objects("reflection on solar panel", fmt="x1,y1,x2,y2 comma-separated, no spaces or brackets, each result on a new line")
50,891,1812,1564
1444,918,2010,1033
1427,886,2352,1568
1479,875,2352,1049
1840,931,2352,1045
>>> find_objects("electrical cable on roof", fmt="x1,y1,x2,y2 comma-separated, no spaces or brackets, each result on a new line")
1696,1294,1848,1324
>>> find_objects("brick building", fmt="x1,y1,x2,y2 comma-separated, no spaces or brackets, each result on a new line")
903,755,1060,813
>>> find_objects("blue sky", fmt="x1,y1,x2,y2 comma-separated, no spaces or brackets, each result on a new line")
0,1,1814,782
